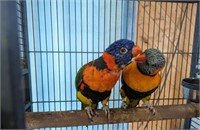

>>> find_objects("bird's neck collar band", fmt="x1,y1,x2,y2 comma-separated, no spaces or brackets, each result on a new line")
102,52,119,71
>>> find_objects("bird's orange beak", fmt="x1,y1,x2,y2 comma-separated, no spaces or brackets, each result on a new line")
132,45,146,63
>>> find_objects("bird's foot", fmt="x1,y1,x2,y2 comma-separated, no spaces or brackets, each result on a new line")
121,101,128,109
85,106,95,121
142,102,156,115
102,105,110,120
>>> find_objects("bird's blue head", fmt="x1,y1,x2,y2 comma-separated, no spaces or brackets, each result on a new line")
105,39,143,69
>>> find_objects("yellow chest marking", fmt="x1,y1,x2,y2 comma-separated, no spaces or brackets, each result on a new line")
83,65,121,92
123,62,161,92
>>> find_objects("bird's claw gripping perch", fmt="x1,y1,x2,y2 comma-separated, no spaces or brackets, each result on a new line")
102,105,110,120
121,101,128,109
85,106,95,121
142,102,156,115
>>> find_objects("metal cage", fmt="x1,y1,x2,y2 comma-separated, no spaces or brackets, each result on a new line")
1,0,199,129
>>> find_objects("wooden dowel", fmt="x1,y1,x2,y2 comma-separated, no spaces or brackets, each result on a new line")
25,104,200,129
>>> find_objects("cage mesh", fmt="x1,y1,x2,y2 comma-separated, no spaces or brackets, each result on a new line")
18,0,199,129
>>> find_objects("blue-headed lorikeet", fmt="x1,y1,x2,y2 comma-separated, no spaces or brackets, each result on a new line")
120,48,166,114
75,39,144,120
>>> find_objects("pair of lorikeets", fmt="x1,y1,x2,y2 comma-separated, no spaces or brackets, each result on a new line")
75,39,165,120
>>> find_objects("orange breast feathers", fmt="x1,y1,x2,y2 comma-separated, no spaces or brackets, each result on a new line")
122,61,161,92
83,65,121,92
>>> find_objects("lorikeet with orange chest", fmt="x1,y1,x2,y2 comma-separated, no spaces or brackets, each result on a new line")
120,48,165,114
75,39,144,120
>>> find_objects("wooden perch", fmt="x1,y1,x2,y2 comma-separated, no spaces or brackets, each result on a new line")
25,104,200,129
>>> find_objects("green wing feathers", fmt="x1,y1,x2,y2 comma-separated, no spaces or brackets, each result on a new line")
75,61,93,90
75,65,85,90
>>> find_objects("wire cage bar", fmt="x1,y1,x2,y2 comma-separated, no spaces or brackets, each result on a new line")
1,1,25,129
16,0,32,112
15,0,200,129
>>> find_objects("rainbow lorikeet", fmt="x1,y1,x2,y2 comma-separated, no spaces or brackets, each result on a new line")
120,48,165,114
75,39,144,120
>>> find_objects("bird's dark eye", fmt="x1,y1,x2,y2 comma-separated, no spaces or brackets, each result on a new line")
120,47,128,54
